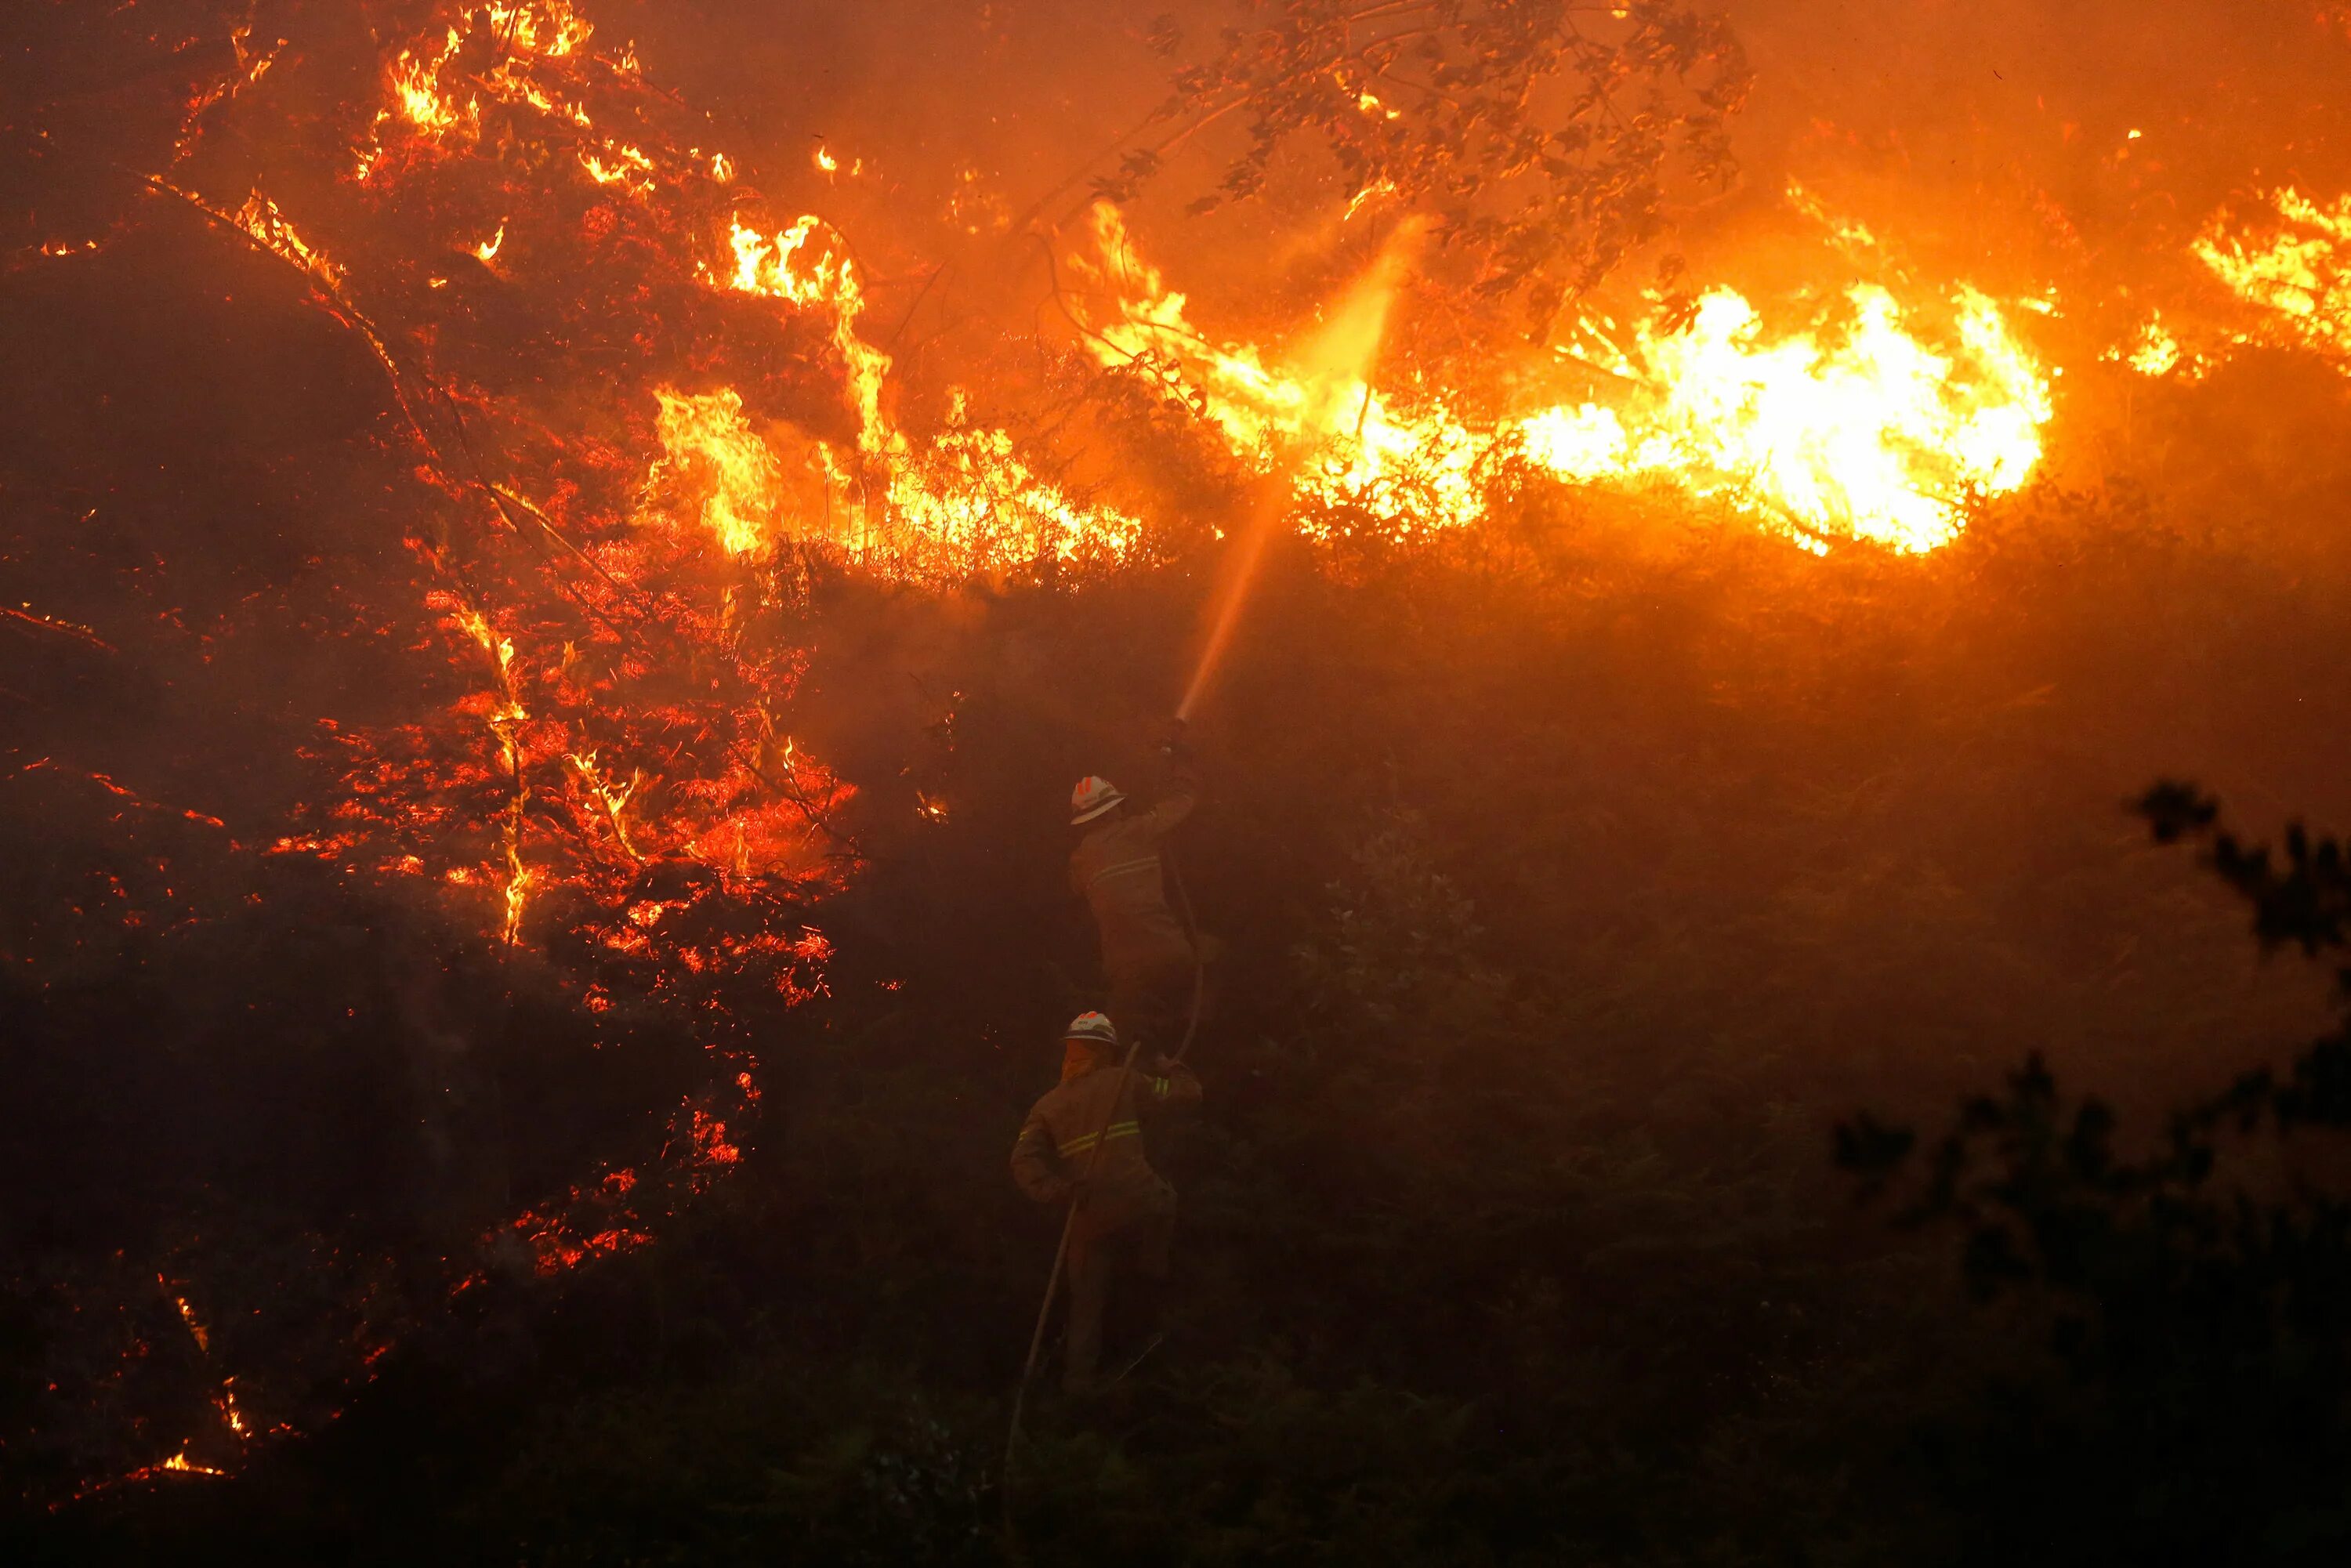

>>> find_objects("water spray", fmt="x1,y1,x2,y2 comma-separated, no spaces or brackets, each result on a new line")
1176,465,1297,722
1002,227,1425,1558
1173,221,1424,723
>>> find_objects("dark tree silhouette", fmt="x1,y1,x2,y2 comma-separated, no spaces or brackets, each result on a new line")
1839,783,2351,1566
1110,1,1751,330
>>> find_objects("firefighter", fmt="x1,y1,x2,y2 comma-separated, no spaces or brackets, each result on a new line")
1068,721,1201,1052
1009,1011,1201,1392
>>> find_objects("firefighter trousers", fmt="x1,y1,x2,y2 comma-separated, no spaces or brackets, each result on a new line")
1063,1211,1175,1392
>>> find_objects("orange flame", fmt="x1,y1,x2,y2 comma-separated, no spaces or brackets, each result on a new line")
685,215,1139,567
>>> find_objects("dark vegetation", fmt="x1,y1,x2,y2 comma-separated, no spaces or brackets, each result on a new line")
13,324,2351,1563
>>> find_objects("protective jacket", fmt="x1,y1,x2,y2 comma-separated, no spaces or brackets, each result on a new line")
1070,759,1198,993
1009,1055,1201,1243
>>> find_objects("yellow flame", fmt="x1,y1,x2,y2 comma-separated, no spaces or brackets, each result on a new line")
723,218,888,444
487,0,595,56
568,751,643,859
1531,286,2051,553
2109,312,2186,377
701,216,1139,566
647,388,785,554
580,143,656,190
232,192,343,288
387,27,474,139
1065,204,2050,553
2195,187,2351,364
502,856,534,945
474,223,506,263
446,600,533,943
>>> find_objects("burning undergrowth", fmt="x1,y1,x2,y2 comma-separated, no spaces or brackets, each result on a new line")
7,0,2351,1519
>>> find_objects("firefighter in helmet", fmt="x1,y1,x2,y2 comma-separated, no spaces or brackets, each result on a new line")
1009,1011,1201,1392
1067,721,1201,1053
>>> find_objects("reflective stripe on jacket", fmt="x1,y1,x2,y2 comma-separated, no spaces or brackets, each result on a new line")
1069,762,1198,987
1010,1058,1201,1240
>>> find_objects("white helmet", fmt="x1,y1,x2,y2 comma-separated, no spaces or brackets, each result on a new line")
1063,1011,1119,1048
1070,776,1126,825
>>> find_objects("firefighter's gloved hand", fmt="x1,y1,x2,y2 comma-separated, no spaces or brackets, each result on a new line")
1161,716,1192,760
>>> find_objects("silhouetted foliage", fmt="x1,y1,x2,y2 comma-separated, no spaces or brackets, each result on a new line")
1839,789,2351,1564
1128,0,1751,327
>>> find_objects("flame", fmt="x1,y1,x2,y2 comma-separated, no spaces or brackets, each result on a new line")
231,191,342,288
2109,312,2192,378
580,143,656,190
647,388,788,554
702,215,1139,564
568,751,643,860
1066,204,2050,553
363,2,605,173
53,0,2118,1503
387,27,474,140
216,1379,249,1439
169,1290,210,1354
487,0,595,57
1531,285,2052,553
2195,187,2351,364
445,601,533,943
722,217,889,445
